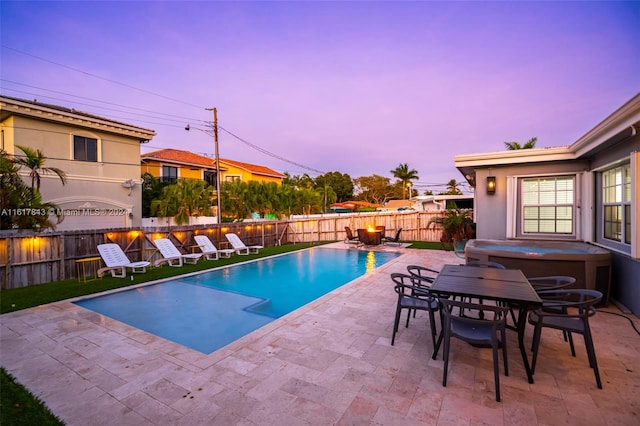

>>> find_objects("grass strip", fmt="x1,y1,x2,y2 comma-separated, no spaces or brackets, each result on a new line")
0,367,64,426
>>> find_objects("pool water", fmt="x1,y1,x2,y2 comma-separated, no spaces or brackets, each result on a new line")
75,248,400,354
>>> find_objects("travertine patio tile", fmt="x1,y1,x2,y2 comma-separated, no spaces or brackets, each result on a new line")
1,245,638,425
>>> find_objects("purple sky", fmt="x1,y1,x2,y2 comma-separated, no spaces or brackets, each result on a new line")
2,1,639,194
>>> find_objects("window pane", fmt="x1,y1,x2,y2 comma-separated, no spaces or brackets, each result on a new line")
557,206,572,220
625,205,631,244
523,207,538,219
557,220,572,233
523,191,538,204
539,207,555,219
523,220,538,233
87,140,97,162
539,220,556,233
539,191,556,204
74,138,86,160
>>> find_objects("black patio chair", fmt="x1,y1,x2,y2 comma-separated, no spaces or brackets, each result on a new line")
439,298,509,402
528,289,603,389
390,273,442,359
344,226,360,244
382,228,403,246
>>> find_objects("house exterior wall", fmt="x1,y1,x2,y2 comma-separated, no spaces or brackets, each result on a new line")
1,102,152,232
220,162,282,184
474,161,588,240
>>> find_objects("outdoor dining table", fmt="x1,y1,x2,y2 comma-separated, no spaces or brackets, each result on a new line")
430,264,543,384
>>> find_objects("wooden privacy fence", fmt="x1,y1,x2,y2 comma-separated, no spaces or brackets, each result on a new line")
0,211,453,289
287,211,447,243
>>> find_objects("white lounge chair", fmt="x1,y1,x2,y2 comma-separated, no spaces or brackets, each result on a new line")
194,235,235,260
225,233,263,255
154,238,202,267
97,243,150,278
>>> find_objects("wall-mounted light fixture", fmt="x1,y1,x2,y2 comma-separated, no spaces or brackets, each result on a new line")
487,176,496,194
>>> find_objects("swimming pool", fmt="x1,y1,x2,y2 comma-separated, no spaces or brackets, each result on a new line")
75,247,400,354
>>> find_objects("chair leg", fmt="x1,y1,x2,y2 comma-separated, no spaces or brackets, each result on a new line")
442,329,450,387
405,309,412,328
531,323,543,375
501,328,509,376
391,305,402,346
492,341,501,402
583,327,602,389
567,333,576,357
428,309,438,355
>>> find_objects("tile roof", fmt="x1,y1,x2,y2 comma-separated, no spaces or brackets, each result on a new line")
219,158,284,178
141,148,284,178
141,148,216,168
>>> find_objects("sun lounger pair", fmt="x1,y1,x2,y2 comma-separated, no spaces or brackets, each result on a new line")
225,233,262,255
153,238,202,267
97,244,151,278
193,235,235,260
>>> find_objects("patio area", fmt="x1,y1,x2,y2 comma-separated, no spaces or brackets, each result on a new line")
1,245,639,425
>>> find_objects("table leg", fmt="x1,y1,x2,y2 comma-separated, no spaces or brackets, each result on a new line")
517,304,535,384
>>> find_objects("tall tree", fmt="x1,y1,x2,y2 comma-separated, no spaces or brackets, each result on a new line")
444,179,463,195
353,174,395,205
390,163,419,199
504,137,537,150
14,145,67,190
314,171,354,202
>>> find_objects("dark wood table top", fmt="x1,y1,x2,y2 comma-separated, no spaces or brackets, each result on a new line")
431,265,542,306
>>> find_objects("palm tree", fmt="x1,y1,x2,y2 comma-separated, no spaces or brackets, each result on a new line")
445,179,462,195
504,137,537,150
14,145,67,190
390,163,419,199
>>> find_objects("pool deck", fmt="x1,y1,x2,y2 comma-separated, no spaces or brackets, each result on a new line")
1,244,639,425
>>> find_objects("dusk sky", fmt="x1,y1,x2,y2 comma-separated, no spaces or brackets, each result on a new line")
2,1,639,194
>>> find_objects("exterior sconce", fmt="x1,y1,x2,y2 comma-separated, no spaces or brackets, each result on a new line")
487,176,496,194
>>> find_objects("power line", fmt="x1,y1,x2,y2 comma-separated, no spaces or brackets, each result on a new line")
3,45,325,175
1,81,209,124
2,45,204,109
218,126,326,175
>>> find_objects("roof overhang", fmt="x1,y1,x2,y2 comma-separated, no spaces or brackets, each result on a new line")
454,93,640,185
0,95,156,142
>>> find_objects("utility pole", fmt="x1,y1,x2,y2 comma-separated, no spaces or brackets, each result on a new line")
206,107,222,224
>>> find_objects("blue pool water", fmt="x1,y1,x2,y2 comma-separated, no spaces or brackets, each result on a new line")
75,248,400,354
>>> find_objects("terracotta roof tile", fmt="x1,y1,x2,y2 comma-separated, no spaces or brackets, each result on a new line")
219,158,284,178
141,148,283,178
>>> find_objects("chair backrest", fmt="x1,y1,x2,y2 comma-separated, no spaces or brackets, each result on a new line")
154,238,182,258
391,228,402,241
97,243,130,267
194,235,216,252
357,228,368,242
535,289,602,317
225,233,247,249
375,225,385,235
440,298,508,326
391,272,435,299
345,226,356,240
466,260,506,269
406,265,438,283
528,276,576,292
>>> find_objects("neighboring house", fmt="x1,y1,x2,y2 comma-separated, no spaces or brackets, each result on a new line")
0,95,155,231
455,93,640,315
141,148,284,185
410,194,474,212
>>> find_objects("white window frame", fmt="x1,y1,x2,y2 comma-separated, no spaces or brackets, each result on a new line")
506,172,581,239
224,174,241,182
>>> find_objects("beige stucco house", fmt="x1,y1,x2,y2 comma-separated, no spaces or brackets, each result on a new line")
455,93,640,315
1,95,155,231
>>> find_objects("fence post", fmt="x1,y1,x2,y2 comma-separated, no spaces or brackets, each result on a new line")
59,234,65,281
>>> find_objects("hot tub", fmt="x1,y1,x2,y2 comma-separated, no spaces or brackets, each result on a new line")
465,239,612,305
